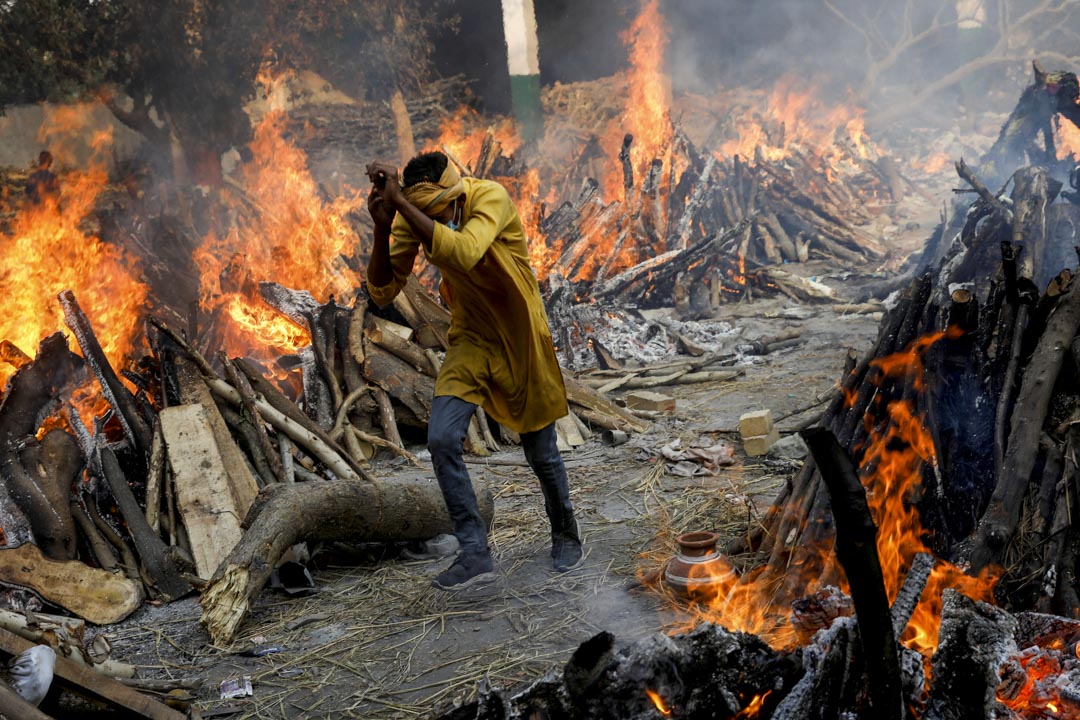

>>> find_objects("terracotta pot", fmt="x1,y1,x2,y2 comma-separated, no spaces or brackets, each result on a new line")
663,531,735,600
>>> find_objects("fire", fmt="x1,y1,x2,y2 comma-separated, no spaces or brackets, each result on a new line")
195,70,359,357
0,103,148,392
996,645,1080,717
659,328,998,655
646,688,672,716
734,692,770,719
716,78,877,170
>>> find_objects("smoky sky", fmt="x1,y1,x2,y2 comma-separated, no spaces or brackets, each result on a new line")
432,0,1014,119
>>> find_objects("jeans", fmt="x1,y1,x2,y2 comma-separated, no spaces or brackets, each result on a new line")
428,395,576,557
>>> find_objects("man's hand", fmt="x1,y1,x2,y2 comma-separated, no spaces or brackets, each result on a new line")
366,161,404,206
367,186,396,231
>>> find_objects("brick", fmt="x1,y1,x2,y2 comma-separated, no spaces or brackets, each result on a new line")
625,390,676,413
738,409,774,439
743,426,781,456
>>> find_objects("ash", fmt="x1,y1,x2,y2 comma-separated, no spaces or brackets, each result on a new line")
551,302,738,369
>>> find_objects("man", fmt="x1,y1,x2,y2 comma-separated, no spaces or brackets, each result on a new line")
25,151,60,206
365,151,583,590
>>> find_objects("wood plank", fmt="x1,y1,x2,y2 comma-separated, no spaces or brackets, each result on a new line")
175,358,259,515
0,627,186,720
160,405,246,580
0,681,53,720
0,544,141,625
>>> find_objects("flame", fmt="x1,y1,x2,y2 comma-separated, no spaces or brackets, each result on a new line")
716,78,876,170
195,70,360,358
646,689,672,716
734,692,771,719
910,152,952,175
661,328,997,654
0,103,148,392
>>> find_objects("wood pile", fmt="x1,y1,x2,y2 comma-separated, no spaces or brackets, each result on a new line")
738,158,1080,617
0,274,641,646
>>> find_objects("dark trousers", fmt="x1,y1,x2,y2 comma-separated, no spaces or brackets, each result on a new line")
428,395,575,557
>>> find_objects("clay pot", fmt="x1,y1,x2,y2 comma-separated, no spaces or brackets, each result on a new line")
663,531,735,600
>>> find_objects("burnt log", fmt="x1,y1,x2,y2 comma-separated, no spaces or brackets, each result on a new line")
802,427,902,720
59,291,152,459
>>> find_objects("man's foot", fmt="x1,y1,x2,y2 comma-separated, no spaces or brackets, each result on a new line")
552,536,584,573
431,552,496,590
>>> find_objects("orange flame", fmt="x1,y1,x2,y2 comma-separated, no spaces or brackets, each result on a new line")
646,688,672,716
0,103,148,393
195,70,359,357
664,329,997,655
734,691,771,719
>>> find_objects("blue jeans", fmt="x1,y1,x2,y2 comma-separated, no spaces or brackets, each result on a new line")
428,395,576,557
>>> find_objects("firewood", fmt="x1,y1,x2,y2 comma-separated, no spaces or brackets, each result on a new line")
0,677,53,719
372,387,404,450
59,291,152,457
476,407,500,453
81,493,140,582
388,86,416,164
220,355,286,484
175,358,260,514
0,543,142,625
890,552,935,638
363,343,434,423
561,372,648,433
207,376,372,484
971,263,1080,571
217,403,276,488
230,360,367,476
307,308,343,414
0,627,184,720
365,315,435,375
200,474,496,644
0,608,134,677
398,275,451,349
352,426,418,465
9,429,80,561
802,428,901,720
144,421,165,533
70,498,118,571
97,445,191,602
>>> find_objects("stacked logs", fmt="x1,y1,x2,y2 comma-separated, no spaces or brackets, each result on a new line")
738,159,1080,618
0,275,642,640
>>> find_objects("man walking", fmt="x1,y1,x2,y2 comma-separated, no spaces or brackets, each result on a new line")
365,151,583,590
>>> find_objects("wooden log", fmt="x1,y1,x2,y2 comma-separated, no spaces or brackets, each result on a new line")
399,275,451,349
97,444,191,602
363,343,435,422
14,429,81,561
0,627,185,720
200,474,496,645
59,291,151,457
802,427,901,720
0,543,141,625
562,372,648,432
159,404,247,580
366,316,435,375
144,421,165,533
81,490,140,582
175,358,259,515
0,680,54,719
373,387,404,450
70,499,118,571
970,269,1080,572
221,355,286,485
389,86,417,164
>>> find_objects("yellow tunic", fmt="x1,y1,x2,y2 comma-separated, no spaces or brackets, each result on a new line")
367,177,567,434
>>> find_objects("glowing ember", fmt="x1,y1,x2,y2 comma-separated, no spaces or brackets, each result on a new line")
195,70,360,358
646,688,672,715
0,103,148,393
734,691,770,719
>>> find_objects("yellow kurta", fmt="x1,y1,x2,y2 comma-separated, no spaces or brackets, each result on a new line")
367,177,567,434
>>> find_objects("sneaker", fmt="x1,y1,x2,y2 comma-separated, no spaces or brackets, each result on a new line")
431,552,496,590
552,536,584,573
